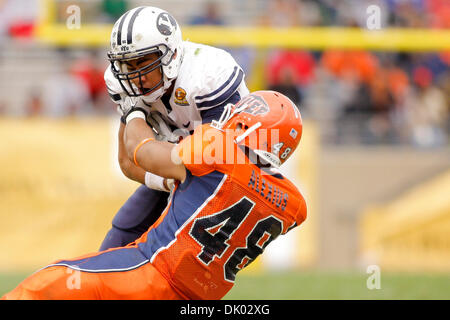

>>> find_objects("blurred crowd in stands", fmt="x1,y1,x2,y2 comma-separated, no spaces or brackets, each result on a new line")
0,0,448,147
258,0,449,28
258,0,450,146
267,49,450,147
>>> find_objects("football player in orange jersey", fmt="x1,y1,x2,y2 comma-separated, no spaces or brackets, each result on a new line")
2,90,306,300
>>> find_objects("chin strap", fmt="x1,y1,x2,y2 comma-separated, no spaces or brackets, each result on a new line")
210,103,234,130
234,122,262,144
253,149,282,168
140,75,174,104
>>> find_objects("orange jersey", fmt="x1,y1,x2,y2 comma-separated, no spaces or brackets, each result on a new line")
134,124,307,299
3,124,306,300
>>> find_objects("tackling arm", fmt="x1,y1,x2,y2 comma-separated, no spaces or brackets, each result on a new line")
118,122,146,184
124,113,187,183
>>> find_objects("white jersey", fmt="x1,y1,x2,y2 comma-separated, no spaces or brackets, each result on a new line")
105,41,249,133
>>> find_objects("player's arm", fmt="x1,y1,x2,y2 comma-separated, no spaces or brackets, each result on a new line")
124,113,187,183
119,113,175,191
119,115,176,191
117,121,146,184
105,67,174,191
105,66,145,183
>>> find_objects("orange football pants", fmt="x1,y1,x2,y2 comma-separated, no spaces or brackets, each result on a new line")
2,247,186,300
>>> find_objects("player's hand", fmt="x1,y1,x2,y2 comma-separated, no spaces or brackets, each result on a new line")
121,97,154,125
119,96,139,117
147,112,180,143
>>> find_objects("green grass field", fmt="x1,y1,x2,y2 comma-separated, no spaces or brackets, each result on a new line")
224,270,450,300
1,270,449,299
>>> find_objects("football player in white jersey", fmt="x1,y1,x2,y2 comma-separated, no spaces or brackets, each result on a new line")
100,6,249,250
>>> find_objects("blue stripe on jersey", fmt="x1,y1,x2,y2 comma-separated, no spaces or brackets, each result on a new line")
201,91,241,124
138,170,227,262
44,247,149,273
195,66,238,101
195,67,244,109
196,69,244,110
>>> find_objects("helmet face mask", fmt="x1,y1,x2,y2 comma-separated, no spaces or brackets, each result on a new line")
108,45,169,97
107,6,183,101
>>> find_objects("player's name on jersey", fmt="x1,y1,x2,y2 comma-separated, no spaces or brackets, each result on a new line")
248,169,288,211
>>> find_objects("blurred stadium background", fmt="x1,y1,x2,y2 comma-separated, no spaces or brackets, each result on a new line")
0,0,449,299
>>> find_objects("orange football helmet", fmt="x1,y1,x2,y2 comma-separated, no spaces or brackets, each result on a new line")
211,90,303,167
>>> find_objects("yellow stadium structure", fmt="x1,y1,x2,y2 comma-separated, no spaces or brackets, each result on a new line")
360,171,450,272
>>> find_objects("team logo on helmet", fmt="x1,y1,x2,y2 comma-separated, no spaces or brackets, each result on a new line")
174,87,189,106
238,94,270,116
156,12,177,36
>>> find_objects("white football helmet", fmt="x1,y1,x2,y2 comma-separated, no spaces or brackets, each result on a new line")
107,6,183,103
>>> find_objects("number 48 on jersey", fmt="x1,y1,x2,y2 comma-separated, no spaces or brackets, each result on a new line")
189,197,283,282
